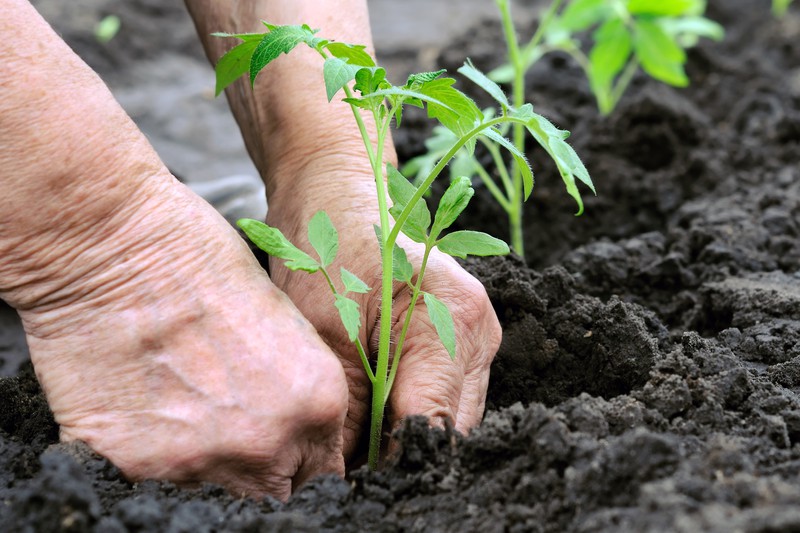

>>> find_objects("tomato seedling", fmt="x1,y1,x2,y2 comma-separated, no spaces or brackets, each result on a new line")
213,23,593,469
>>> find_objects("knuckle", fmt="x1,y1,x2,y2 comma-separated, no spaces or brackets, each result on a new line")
292,358,349,429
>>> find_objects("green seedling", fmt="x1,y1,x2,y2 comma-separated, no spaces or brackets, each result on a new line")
406,0,721,258
774,0,794,17
214,23,593,469
490,0,724,115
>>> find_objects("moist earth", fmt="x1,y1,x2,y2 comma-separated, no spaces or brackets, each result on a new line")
2,0,800,531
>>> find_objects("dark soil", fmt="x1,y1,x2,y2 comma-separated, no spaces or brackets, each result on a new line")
3,0,800,531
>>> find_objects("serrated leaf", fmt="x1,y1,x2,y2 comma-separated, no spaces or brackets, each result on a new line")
423,292,456,360
214,38,262,96
322,58,362,101
237,218,319,272
458,59,509,108
307,211,338,267
627,0,697,16
589,17,633,92
416,78,482,141
436,231,509,259
250,24,320,86
432,176,474,238
481,128,534,200
334,294,362,342
557,0,612,31
524,113,593,215
353,67,388,95
633,19,689,87
387,164,430,243
340,268,370,294
406,69,448,88
325,42,375,66
392,244,414,283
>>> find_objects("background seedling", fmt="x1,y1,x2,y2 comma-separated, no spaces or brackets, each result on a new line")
407,0,721,258
774,0,795,16
214,23,593,469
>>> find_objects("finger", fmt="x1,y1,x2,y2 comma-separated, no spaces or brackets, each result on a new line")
454,309,501,433
386,301,471,434
454,350,493,433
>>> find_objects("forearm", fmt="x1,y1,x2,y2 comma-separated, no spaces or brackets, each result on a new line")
0,0,172,309
184,0,395,202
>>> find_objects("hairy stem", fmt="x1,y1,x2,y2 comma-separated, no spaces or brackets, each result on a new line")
384,241,434,400
367,108,396,471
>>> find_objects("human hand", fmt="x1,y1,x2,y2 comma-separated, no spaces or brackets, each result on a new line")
0,1,349,498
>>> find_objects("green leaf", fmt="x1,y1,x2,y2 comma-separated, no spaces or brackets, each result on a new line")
436,231,509,259
237,218,319,272
659,16,724,46
392,243,414,283
523,111,594,215
432,176,474,238
481,128,534,200
334,294,362,342
557,0,612,31
626,0,698,16
406,69,447,88
457,59,509,108
387,164,431,243
632,19,689,87
416,78,482,140
325,42,375,66
353,67,389,94
423,292,456,360
322,58,363,101
341,268,370,294
589,18,633,93
214,38,262,96
307,211,338,267
249,24,320,86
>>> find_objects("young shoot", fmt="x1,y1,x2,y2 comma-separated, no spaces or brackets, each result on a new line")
213,22,593,470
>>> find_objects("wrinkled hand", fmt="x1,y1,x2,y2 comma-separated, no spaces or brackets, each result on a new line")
266,164,502,459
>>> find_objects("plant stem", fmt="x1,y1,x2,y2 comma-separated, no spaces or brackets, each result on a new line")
390,116,527,246
605,57,639,115
384,242,434,400
367,109,396,471
319,267,375,383
498,0,527,258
